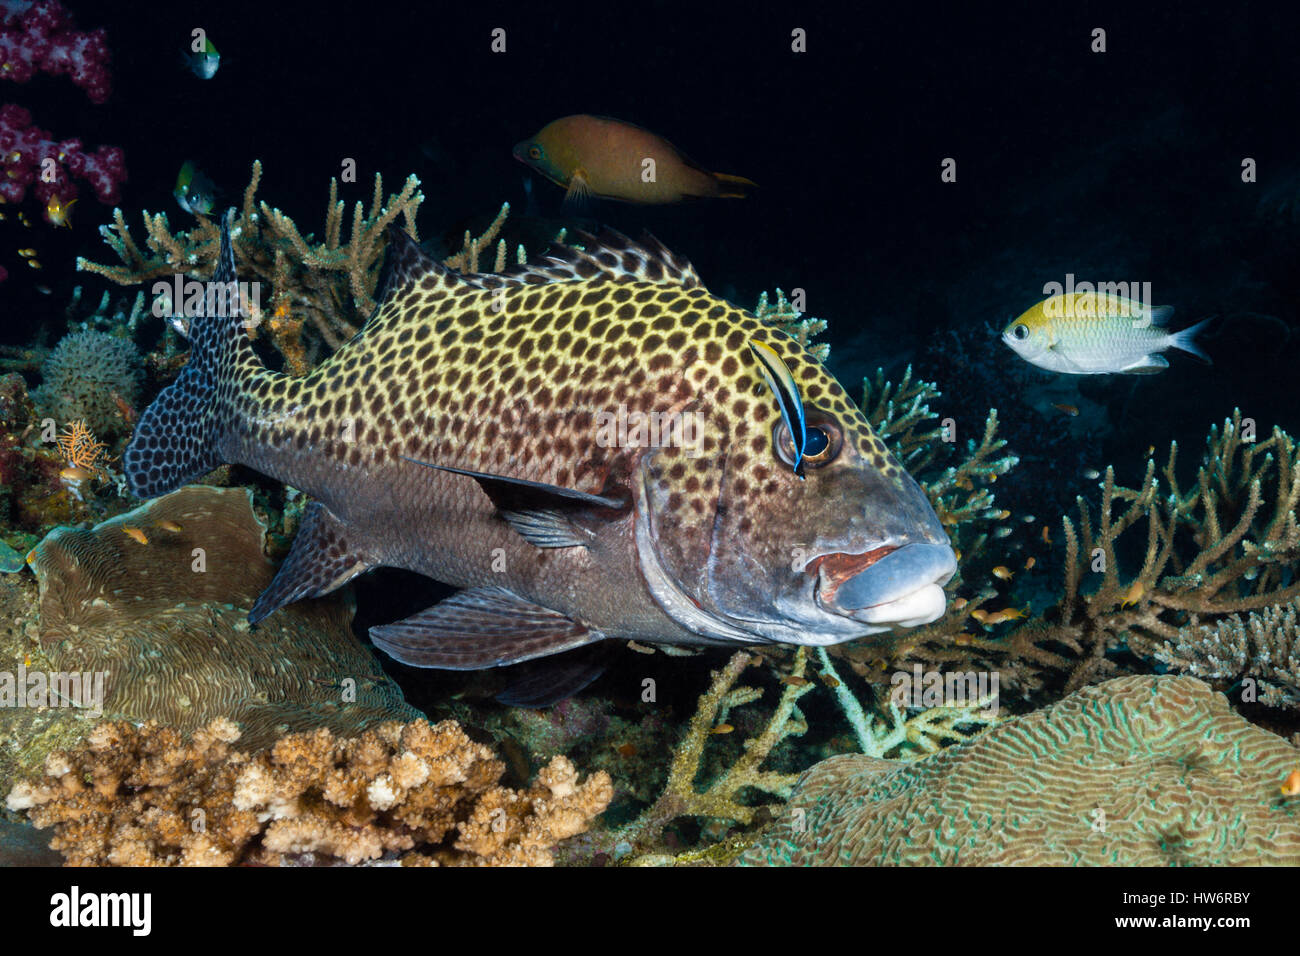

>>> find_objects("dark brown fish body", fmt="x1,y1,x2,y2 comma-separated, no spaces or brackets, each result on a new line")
125,215,956,683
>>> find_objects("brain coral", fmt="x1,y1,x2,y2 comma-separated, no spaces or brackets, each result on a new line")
741,675,1300,866
31,330,142,437
28,485,419,750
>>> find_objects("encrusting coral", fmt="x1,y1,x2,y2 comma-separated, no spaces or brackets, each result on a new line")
740,675,1300,866
6,716,612,866
28,485,419,749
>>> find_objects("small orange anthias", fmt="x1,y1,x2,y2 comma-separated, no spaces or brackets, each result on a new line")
56,420,109,501
1281,770,1300,797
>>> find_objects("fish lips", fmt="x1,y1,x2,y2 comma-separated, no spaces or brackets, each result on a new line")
814,542,957,628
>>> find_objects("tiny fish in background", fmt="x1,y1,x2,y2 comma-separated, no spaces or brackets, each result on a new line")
1281,770,1300,797
513,114,756,204
121,526,149,546
970,607,1026,625
1003,293,1212,375
45,194,76,228
185,36,220,79
175,161,216,215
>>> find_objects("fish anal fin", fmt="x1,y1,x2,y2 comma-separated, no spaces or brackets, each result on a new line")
495,646,610,707
369,587,604,669
249,501,371,623
1119,354,1169,375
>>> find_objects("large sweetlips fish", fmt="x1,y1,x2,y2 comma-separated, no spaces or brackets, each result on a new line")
124,213,956,695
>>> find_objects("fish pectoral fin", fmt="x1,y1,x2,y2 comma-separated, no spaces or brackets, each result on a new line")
369,587,604,669
563,169,592,205
500,508,597,548
402,456,625,512
1119,354,1170,375
249,501,372,624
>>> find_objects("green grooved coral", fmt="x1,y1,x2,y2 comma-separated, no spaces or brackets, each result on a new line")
740,675,1300,866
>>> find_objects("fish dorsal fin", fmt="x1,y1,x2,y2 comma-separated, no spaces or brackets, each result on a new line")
368,225,478,324
1147,304,1174,327
481,228,701,290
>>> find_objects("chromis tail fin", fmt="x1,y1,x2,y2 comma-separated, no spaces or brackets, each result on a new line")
1168,316,1214,364
123,209,262,497
712,171,757,199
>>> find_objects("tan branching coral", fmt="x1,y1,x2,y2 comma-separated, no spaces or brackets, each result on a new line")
571,650,813,864
741,675,1300,866
646,650,812,828
442,202,518,274
754,289,829,362
78,161,424,372
7,717,612,866
873,411,1300,698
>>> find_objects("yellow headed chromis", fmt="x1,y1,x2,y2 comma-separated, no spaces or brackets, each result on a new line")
1003,292,1210,375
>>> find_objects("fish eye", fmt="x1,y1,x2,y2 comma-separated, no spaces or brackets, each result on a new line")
527,145,542,160
1012,324,1030,340
773,417,841,471
804,426,831,460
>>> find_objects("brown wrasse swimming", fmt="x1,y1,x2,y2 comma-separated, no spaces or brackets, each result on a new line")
125,213,956,696
513,114,756,205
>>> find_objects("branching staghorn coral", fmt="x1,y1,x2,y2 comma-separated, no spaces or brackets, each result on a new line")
885,410,1300,699
6,717,612,867
77,161,424,373
1156,599,1300,707
813,648,999,758
564,650,813,864
441,201,522,274
754,289,829,362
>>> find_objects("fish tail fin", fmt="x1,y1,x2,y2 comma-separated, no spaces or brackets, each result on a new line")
1169,316,1214,364
124,209,263,497
712,172,757,199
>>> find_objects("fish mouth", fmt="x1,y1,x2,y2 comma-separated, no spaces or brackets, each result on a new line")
813,542,957,628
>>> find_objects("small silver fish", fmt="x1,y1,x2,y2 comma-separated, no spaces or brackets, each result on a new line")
1003,293,1211,375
